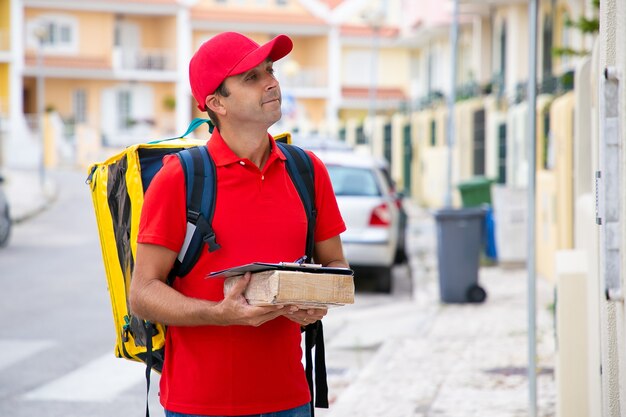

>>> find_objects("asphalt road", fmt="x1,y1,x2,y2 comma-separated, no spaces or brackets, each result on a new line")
0,168,420,417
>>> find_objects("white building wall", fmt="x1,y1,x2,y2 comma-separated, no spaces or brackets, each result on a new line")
597,0,626,414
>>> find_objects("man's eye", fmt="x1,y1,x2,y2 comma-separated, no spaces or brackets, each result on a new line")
267,68,275,75
246,73,257,81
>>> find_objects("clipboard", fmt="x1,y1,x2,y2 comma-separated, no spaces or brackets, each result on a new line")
208,262,354,279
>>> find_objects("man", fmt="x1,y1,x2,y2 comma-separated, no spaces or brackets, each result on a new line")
129,32,348,417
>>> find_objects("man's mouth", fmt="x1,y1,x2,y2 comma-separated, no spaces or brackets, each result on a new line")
263,97,281,105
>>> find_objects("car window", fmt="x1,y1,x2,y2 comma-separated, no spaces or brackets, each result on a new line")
327,166,381,197
379,166,396,193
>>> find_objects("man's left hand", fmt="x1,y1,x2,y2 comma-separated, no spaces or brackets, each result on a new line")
285,307,328,326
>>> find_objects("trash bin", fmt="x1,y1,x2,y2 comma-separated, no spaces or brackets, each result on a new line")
433,207,487,303
457,176,494,207
457,177,497,263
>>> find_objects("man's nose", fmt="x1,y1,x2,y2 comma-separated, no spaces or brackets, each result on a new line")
264,74,279,90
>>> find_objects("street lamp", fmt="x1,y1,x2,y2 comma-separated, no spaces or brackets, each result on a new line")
33,24,47,186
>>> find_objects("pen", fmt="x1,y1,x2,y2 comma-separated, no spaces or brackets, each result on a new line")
293,255,307,265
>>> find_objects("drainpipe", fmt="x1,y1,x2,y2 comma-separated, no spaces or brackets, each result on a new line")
175,1,193,133
326,24,340,136
445,0,459,207
527,0,539,416
8,0,24,167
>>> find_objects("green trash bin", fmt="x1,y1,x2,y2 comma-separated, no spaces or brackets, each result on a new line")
457,176,495,207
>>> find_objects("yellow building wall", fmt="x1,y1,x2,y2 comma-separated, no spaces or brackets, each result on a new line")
0,0,9,49
454,98,485,181
198,0,311,14
536,92,574,282
553,92,575,250
536,170,558,281
126,15,177,51
412,106,450,208
77,11,114,58
422,145,448,208
378,48,410,92
290,36,328,69
412,109,434,205
299,98,325,128
390,113,408,189
409,111,425,204
0,63,8,113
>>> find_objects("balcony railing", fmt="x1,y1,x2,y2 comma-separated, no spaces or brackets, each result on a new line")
112,47,175,71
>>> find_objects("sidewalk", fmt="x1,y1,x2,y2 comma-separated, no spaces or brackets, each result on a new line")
325,205,557,417
2,168,57,223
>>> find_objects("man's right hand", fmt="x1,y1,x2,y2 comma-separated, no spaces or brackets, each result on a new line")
216,272,295,327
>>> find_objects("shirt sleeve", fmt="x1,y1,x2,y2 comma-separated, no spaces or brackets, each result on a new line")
137,154,188,253
308,151,347,242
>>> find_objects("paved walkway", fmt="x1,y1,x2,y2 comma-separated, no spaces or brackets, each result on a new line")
323,206,556,417
326,267,556,417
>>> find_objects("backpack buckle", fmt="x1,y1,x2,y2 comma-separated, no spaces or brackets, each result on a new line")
203,231,221,252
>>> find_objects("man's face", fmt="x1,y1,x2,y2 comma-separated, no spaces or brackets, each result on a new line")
220,59,282,130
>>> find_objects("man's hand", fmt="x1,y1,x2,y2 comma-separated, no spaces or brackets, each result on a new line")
285,306,328,327
216,272,296,327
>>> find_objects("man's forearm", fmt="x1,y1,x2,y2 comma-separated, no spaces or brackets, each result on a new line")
130,278,220,326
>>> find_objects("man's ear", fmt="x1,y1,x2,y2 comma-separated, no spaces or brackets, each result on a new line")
205,94,226,116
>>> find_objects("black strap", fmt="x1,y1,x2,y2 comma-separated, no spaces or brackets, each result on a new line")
145,321,153,417
276,142,316,260
304,321,329,415
174,146,219,277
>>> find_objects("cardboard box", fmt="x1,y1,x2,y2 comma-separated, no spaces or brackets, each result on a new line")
224,270,355,308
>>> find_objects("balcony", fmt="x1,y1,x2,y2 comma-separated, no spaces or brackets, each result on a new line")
112,47,175,72
275,62,327,94
274,65,328,99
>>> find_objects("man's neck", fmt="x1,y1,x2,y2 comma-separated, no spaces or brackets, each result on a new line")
218,125,271,170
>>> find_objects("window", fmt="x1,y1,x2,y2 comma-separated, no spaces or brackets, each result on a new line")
542,14,554,77
73,89,87,124
344,50,375,86
117,91,132,130
28,14,78,53
327,166,381,197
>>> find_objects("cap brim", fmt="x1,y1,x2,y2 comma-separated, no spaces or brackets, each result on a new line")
229,34,293,77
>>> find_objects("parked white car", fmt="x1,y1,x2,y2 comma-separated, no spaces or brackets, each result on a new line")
312,149,403,293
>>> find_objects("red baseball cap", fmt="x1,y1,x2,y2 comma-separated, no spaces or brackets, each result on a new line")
189,32,293,111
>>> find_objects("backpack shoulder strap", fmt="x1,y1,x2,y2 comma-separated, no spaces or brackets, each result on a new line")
174,145,220,277
275,141,316,262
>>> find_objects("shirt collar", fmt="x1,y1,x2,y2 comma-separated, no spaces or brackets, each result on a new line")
207,129,287,167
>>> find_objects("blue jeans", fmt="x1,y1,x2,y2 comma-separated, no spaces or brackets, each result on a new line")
164,403,311,417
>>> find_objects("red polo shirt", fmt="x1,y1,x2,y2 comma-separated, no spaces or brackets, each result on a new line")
137,130,346,415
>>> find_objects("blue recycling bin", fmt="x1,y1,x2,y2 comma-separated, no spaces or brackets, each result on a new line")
433,207,487,303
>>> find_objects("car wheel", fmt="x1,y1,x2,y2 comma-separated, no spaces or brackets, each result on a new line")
393,247,408,264
375,266,393,294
